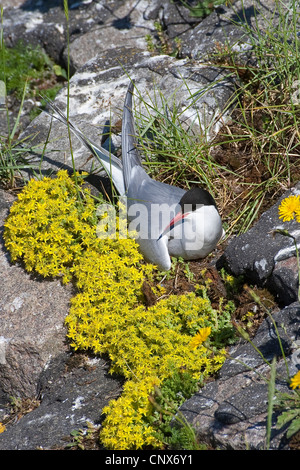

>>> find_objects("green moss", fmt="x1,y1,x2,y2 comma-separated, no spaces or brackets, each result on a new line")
29,84,63,120
177,0,225,18
0,40,66,99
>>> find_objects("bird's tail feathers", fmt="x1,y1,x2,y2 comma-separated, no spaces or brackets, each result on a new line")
44,99,125,195
122,81,143,190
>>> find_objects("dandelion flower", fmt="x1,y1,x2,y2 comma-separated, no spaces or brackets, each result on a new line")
290,370,300,390
278,195,300,222
189,326,211,350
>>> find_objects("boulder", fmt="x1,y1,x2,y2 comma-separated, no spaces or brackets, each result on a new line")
144,0,199,40
63,0,159,72
0,352,123,450
220,184,300,306
0,189,73,400
21,49,236,178
180,0,283,61
1,0,120,67
180,302,300,450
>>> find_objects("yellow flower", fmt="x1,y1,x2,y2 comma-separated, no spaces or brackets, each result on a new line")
189,326,211,350
0,423,6,433
278,195,300,222
290,370,300,390
4,170,235,450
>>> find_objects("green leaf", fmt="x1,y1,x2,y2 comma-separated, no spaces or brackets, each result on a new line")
287,417,300,439
277,409,300,428
53,64,67,79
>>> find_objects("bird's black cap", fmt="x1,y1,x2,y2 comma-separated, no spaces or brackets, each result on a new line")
179,187,217,213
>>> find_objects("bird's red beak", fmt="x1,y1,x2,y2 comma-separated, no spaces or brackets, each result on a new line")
157,210,188,240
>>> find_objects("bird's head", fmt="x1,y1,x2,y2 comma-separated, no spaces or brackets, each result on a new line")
157,187,220,242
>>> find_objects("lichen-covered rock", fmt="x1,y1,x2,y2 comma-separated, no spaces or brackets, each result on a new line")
0,352,123,450
180,302,300,450
0,189,73,399
21,48,236,178
221,184,300,306
180,0,282,61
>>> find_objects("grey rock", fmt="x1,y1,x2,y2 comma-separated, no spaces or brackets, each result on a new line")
1,0,299,452
181,9,245,60
1,0,119,67
180,0,283,61
268,256,300,306
0,189,73,399
156,0,199,40
21,49,236,178
219,303,300,378
0,95,36,138
0,3,237,447
0,352,123,450
180,302,300,450
221,184,300,305
214,382,269,424
65,0,159,72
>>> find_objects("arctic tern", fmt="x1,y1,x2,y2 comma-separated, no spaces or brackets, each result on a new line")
47,81,224,270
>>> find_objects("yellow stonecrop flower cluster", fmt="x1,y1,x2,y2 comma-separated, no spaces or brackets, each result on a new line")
4,171,230,450
67,280,227,449
4,170,98,283
101,376,162,449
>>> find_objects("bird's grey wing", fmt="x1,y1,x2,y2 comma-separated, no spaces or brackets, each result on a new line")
122,81,143,192
130,169,185,206
126,172,185,270
127,166,185,239
45,100,125,195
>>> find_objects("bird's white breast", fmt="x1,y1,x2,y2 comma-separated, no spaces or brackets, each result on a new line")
168,205,223,260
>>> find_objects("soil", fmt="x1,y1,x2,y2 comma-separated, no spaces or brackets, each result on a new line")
289,430,300,451
143,242,277,341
